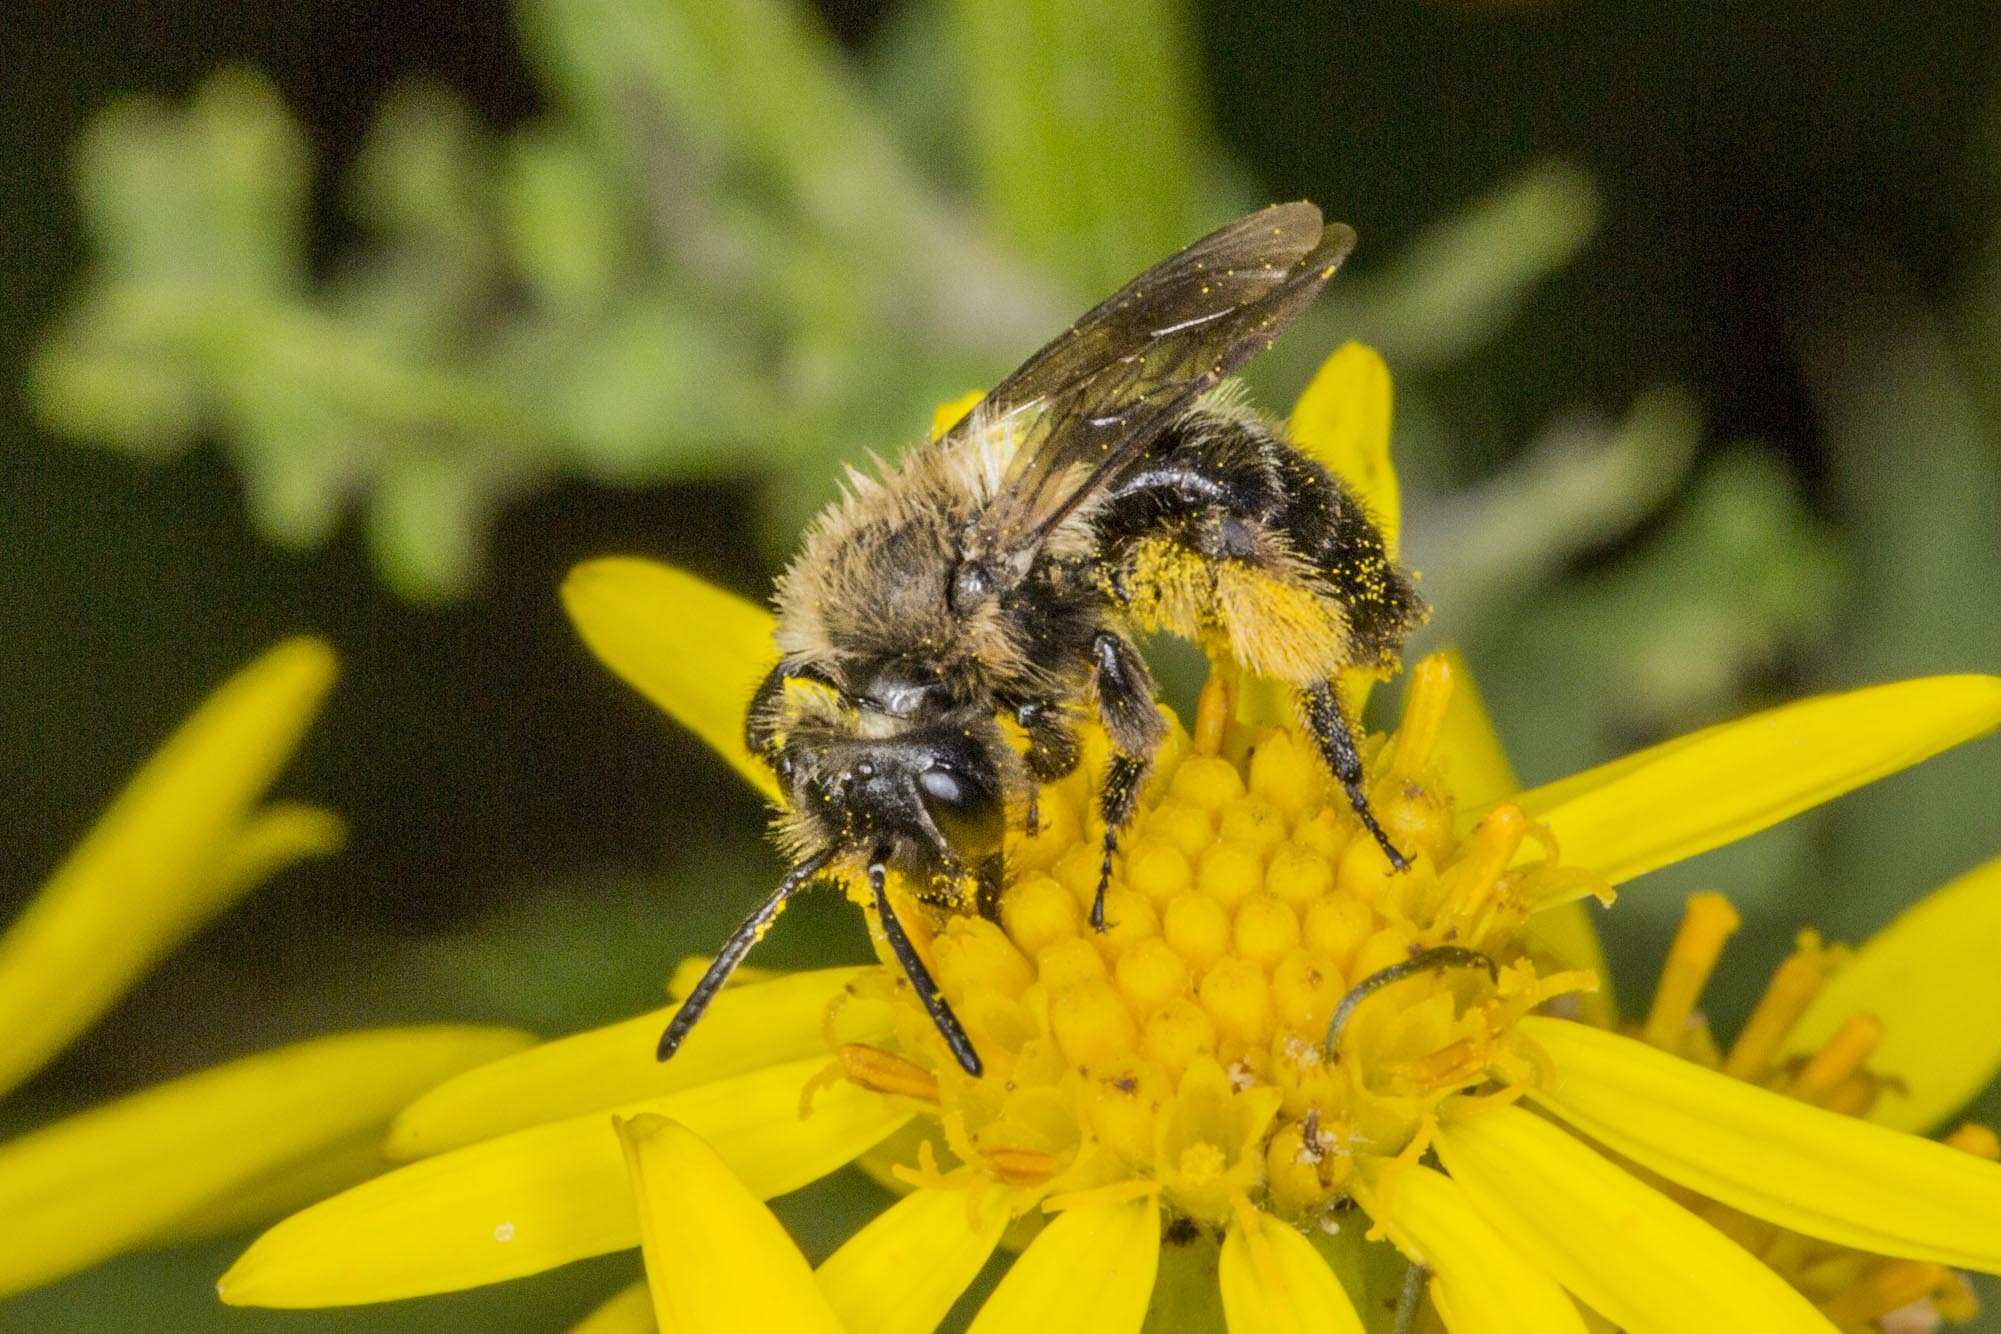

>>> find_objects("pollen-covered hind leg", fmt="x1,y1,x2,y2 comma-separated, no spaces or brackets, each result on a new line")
1089,632,1165,930
1300,680,1410,873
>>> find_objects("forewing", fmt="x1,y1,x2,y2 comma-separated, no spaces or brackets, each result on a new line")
957,203,1357,579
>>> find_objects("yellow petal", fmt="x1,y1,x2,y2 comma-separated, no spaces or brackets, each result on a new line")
0,1025,528,1300
816,1185,1012,1334
1288,342,1399,557
391,966,876,1156
932,390,986,439
1365,1165,1585,1334
967,1196,1159,1334
1434,647,1613,1024
0,637,337,1097
617,1114,843,1334
569,1281,657,1334
1217,1212,1366,1334
219,1057,909,1307
1433,1102,1837,1334
1787,852,2001,1133
562,558,778,799
1430,648,1518,811
1523,1015,2001,1273
152,1126,389,1244
1495,675,2001,890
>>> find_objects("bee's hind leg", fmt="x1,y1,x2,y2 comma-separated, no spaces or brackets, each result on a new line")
1299,679,1410,872
1089,633,1166,930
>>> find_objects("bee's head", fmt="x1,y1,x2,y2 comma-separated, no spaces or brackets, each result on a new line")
767,670,1008,886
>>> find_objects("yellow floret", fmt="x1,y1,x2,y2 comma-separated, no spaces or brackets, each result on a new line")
839,654,1605,1230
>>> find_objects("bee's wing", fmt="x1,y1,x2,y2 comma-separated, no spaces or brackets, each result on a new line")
956,202,1356,582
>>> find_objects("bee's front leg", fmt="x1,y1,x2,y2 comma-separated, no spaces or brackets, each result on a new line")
1012,697,1081,836
1089,632,1166,930
744,661,789,768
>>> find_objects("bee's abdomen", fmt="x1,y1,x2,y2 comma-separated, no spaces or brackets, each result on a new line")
1091,405,1424,681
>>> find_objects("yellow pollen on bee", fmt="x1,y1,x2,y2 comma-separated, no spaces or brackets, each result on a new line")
836,653,1606,1229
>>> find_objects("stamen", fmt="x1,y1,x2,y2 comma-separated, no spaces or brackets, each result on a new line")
984,1147,1065,1186
1944,1123,2000,1160
837,1044,942,1102
1387,655,1454,782
1439,804,1527,924
1641,893,1740,1052
1721,930,1841,1082
1193,671,1235,757
1818,1070,1881,1118
1790,1013,1883,1103
1817,1259,1950,1327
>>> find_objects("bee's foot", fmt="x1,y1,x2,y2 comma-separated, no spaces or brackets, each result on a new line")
1089,882,1110,933
1024,791,1041,837
1354,803,1410,873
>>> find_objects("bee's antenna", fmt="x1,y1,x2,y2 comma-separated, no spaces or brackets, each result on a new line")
1323,946,1498,1060
868,859,985,1077
658,847,835,1061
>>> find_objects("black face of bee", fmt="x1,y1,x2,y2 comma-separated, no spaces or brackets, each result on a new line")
800,712,1006,884
659,203,1422,1083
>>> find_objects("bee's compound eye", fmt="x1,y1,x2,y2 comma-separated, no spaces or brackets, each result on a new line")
917,763,1003,860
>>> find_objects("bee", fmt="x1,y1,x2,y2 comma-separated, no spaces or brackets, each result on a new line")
659,203,1425,1076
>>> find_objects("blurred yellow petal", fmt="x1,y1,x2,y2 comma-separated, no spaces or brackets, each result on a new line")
0,1025,527,1300
569,1282,657,1334
1430,648,1517,810
1788,853,2001,1133
1496,675,2001,891
391,966,877,1157
1524,1016,2001,1273
152,1126,388,1244
1217,1212,1365,1334
1366,1165,1585,1334
0,637,338,1097
931,390,985,439
1288,342,1398,556
562,558,778,799
1434,1102,1836,1334
967,1196,1159,1334
219,1057,909,1307
816,1185,1012,1334
617,1114,843,1334
1433,647,1613,1023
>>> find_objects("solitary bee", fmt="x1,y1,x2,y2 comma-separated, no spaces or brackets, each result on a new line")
660,203,1424,1076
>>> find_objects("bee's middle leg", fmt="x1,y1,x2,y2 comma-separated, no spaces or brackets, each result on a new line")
1089,631,1166,929
1299,679,1409,872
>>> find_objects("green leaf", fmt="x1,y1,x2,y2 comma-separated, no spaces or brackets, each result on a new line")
948,0,1213,293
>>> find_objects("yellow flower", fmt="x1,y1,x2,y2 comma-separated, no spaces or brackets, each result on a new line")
0,639,533,1300
216,346,2001,1332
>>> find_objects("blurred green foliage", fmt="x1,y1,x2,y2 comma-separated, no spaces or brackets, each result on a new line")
32,0,1598,598
11,0,2001,1327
